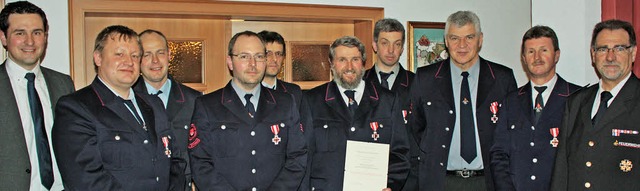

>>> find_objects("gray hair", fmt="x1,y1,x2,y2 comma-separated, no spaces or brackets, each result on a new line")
329,36,366,64
444,11,482,36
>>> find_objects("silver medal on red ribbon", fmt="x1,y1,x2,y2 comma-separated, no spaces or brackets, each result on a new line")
370,122,380,141
271,124,281,145
550,127,559,147
490,102,499,123
162,136,171,158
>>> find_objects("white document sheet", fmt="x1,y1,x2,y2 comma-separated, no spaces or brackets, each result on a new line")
343,140,390,191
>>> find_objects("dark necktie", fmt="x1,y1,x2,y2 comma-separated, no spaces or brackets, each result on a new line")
534,86,547,124
25,73,54,189
123,99,144,125
460,71,477,163
379,71,394,90
151,90,163,97
244,94,255,118
344,90,358,117
592,91,613,126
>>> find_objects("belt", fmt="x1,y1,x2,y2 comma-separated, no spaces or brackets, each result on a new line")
446,170,484,178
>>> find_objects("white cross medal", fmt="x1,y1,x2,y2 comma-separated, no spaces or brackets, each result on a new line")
271,124,281,145
370,122,380,141
490,102,499,124
162,136,171,158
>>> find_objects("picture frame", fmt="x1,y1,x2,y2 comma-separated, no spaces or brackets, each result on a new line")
286,41,332,90
407,21,448,72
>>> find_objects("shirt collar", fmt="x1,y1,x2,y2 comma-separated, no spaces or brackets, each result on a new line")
6,57,42,82
98,76,135,100
261,79,277,90
231,80,261,100
598,72,632,98
531,74,558,92
145,78,172,95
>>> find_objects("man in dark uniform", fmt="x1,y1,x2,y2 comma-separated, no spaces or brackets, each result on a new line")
258,30,302,108
188,31,307,191
490,25,580,191
302,36,409,191
133,29,202,190
552,19,640,190
409,11,517,190
52,25,184,190
363,18,417,191
0,2,74,190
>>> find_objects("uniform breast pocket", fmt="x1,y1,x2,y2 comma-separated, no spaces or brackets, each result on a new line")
97,128,135,170
508,121,529,152
209,121,241,158
313,119,345,152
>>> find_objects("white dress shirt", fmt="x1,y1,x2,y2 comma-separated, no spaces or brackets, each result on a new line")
6,59,64,191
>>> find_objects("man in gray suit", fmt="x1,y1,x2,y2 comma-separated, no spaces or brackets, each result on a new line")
0,1,74,190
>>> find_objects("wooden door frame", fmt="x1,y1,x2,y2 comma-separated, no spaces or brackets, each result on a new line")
69,0,383,91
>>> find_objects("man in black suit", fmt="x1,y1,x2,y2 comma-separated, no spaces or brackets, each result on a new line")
552,19,640,190
258,30,302,108
363,18,417,191
52,25,184,190
490,25,579,191
302,36,409,191
133,29,202,190
0,2,74,190
409,11,517,190
188,31,307,190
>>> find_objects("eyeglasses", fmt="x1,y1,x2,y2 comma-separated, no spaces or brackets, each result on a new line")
266,51,284,58
593,45,633,55
231,53,267,62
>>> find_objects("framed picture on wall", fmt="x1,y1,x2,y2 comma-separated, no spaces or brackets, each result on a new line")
407,21,448,72
286,41,332,90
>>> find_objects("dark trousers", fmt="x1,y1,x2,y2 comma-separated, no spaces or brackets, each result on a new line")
444,174,486,191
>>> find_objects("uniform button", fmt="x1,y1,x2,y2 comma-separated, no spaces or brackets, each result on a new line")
532,158,538,163
252,169,256,174
221,125,226,130
380,124,384,128
251,150,256,155
184,125,188,130
251,131,255,136
586,161,592,167
442,145,446,148
115,135,121,140
323,124,328,129
427,101,432,105
585,182,591,188
312,187,315,191
511,125,515,129
418,157,421,161
445,127,450,131
351,127,356,132
530,142,535,147
252,187,257,191
439,162,444,166
531,175,536,180
531,126,535,130
588,141,595,147
156,177,159,182
280,123,285,127
144,140,149,144
449,110,454,114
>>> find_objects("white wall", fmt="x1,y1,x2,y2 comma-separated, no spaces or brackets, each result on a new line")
234,0,532,85
12,0,600,87
8,0,70,75
532,0,601,86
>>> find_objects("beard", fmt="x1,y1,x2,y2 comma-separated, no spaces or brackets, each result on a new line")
598,61,626,81
332,67,364,90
